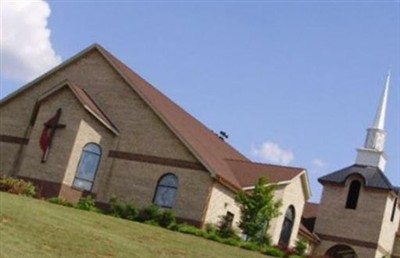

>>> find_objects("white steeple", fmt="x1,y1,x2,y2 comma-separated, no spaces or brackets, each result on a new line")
356,71,390,172
372,70,390,131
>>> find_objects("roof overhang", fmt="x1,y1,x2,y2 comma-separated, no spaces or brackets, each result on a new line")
35,80,120,135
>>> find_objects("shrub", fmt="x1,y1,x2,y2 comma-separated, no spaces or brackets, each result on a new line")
217,214,239,239
158,209,176,228
205,231,221,242
264,246,285,257
143,220,159,226
109,196,137,220
76,195,99,212
48,197,74,207
205,223,217,234
295,239,308,256
167,222,180,231
176,224,207,237
220,238,240,247
0,176,36,197
239,241,260,252
136,204,161,223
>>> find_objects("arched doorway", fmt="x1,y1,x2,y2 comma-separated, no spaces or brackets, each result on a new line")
325,244,357,258
278,205,295,247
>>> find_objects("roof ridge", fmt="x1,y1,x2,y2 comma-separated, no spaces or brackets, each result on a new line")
225,158,305,171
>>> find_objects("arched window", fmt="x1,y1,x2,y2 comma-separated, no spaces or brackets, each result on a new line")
345,180,361,209
72,143,101,191
278,205,295,247
326,244,357,258
153,173,179,208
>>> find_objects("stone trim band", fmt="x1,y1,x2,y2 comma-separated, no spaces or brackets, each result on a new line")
317,233,387,252
0,134,29,145
108,150,205,171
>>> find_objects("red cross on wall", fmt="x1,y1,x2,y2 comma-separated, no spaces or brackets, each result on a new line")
40,108,66,163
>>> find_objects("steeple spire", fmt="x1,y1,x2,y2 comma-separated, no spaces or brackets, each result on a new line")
356,71,391,172
371,70,390,130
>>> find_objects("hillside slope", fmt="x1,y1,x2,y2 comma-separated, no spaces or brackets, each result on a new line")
0,193,269,258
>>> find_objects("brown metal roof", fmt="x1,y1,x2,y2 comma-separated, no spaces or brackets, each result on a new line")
299,203,320,243
69,82,119,134
1,43,306,190
98,46,250,188
97,45,307,189
37,80,119,134
226,159,304,188
302,202,319,219
299,223,320,243
301,202,319,235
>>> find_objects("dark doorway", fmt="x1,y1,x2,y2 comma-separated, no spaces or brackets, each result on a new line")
326,244,358,258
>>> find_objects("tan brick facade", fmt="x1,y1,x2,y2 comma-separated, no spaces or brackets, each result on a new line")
204,182,242,231
314,173,399,257
0,49,212,224
268,174,307,247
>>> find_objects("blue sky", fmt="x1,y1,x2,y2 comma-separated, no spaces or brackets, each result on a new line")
1,1,399,202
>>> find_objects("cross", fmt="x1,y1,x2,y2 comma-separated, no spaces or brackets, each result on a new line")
40,108,66,163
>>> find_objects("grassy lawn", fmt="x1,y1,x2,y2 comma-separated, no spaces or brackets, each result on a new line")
0,192,270,258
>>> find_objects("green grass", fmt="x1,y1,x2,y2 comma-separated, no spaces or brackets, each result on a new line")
0,192,270,258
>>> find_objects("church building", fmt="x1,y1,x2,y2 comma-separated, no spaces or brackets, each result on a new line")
1,44,398,257
0,44,312,248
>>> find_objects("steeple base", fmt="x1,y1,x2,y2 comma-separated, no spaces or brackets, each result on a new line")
356,148,387,172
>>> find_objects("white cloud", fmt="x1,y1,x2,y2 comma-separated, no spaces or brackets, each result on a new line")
312,159,328,168
252,141,294,165
1,0,61,82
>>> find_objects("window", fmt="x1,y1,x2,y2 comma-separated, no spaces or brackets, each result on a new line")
278,205,295,247
153,173,179,208
225,211,234,228
345,180,361,209
391,198,398,222
73,143,101,191
326,244,357,258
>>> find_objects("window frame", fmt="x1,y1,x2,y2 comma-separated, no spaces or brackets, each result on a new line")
225,211,234,228
278,205,295,247
72,143,102,192
391,198,398,222
152,173,179,209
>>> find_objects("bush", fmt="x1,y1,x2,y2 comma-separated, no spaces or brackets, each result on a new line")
0,176,36,197
76,195,99,212
167,222,180,231
48,197,74,207
109,196,137,220
175,224,207,237
205,231,221,242
295,239,308,256
158,209,176,228
275,245,296,257
264,246,285,257
220,238,240,247
239,242,260,252
136,204,161,223
205,223,217,234
217,214,239,239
